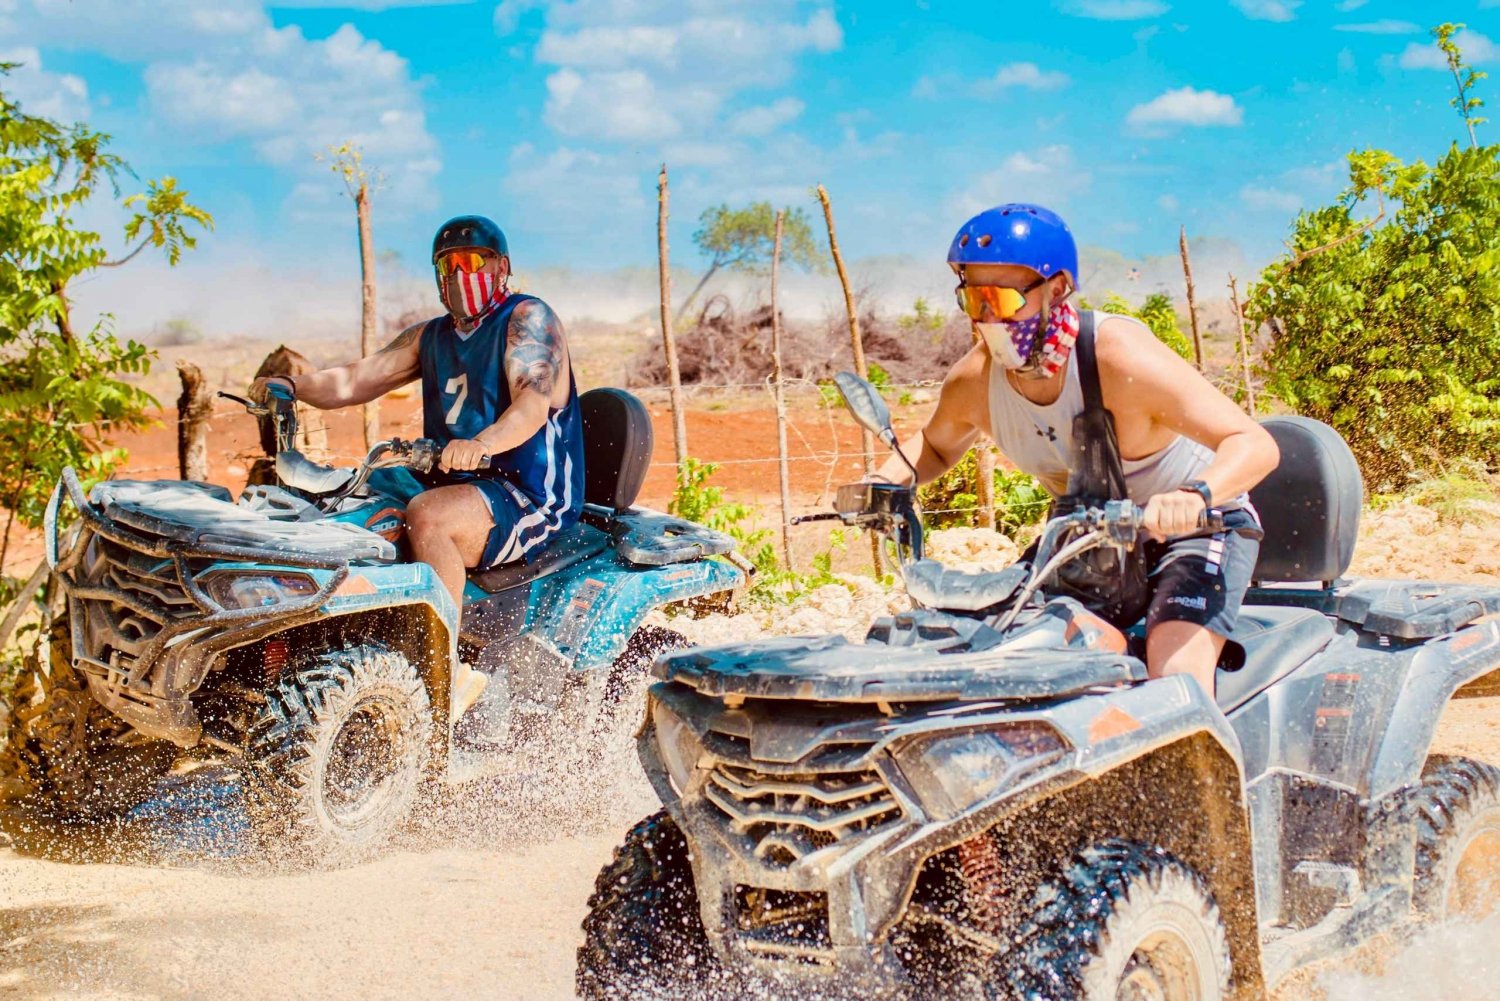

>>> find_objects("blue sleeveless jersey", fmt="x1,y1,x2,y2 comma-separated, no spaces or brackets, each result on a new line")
418,293,586,559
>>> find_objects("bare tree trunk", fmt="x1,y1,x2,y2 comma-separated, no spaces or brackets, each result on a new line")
1228,275,1256,417
356,183,380,450
176,360,212,481
976,447,996,529
0,559,48,654
658,165,687,471
1179,226,1203,370
770,211,795,572
816,184,880,573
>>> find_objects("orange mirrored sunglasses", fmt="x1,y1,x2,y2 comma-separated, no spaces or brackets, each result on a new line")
954,276,1047,320
436,250,491,277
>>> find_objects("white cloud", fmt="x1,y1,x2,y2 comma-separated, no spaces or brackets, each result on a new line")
143,22,439,211
1126,87,1243,129
948,144,1090,220
0,1,442,215
0,46,90,122
981,62,1070,92
1059,0,1168,18
523,2,841,142
268,0,474,7
1240,185,1302,213
1335,19,1418,34
1399,30,1498,69
1157,193,1179,213
1230,0,1301,21
1335,0,1368,9
727,97,805,136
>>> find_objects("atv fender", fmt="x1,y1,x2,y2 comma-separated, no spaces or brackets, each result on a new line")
520,555,743,672
274,561,460,743
1367,619,1500,800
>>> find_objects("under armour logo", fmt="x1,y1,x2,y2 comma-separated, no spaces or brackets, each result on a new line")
1035,425,1057,442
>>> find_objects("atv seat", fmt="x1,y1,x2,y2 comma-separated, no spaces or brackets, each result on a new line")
1248,417,1362,585
468,521,611,593
465,388,652,591
1216,607,1335,712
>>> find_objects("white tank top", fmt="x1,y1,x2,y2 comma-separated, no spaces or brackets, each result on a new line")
986,313,1245,508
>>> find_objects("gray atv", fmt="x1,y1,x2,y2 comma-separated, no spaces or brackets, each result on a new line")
577,373,1500,1000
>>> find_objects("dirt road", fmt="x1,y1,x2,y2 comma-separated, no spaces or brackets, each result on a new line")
3,509,1500,999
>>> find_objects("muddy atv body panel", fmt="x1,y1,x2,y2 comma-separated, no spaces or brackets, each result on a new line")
16,386,744,859
584,396,1500,999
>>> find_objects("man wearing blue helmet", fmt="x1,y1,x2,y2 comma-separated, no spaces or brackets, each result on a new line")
873,204,1280,698
254,215,585,715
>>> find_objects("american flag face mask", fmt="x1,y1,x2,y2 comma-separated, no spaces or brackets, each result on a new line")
437,251,505,322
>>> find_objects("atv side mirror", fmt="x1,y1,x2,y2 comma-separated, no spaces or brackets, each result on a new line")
834,372,894,442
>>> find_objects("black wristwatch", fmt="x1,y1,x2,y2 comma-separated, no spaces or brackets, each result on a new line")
1178,479,1214,508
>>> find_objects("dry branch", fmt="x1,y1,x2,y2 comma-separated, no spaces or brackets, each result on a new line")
816,183,880,572
658,165,688,470
356,183,380,449
1227,274,1256,417
770,210,795,571
1179,226,1203,370
0,559,48,654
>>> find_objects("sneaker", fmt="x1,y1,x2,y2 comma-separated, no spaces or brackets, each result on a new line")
451,660,488,719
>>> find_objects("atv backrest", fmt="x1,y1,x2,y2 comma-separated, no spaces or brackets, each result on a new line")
580,387,653,514
1249,416,1363,584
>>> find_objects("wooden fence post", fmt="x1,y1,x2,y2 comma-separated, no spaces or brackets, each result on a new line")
1228,275,1256,417
658,165,688,472
1179,226,1204,370
176,360,211,482
770,210,795,571
976,447,996,529
816,184,881,573
248,346,328,485
356,182,380,450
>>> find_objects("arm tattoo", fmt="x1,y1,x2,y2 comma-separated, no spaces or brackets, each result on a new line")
506,301,564,398
378,322,423,356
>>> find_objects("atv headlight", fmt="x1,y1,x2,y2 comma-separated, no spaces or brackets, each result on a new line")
893,723,1069,821
653,701,703,795
200,571,319,610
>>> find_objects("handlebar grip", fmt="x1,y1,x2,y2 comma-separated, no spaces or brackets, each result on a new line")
791,512,841,525
1196,510,1266,541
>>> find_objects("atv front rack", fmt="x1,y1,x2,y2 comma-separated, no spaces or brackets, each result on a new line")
43,467,372,745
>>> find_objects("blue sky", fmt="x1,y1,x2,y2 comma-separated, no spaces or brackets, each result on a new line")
0,0,1496,333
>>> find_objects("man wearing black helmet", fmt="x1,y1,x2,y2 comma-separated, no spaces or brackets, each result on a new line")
254,215,585,715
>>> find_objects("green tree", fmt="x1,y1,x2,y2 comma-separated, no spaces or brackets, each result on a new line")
1433,22,1488,149
678,201,821,321
0,63,212,574
1249,140,1500,488
1081,291,1194,360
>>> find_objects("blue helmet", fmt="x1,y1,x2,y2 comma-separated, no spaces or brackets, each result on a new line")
947,203,1078,286
432,214,508,263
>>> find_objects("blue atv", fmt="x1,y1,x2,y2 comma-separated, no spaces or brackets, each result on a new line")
1,383,743,863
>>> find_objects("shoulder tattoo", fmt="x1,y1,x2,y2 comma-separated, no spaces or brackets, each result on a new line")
506,300,564,397
378,321,424,355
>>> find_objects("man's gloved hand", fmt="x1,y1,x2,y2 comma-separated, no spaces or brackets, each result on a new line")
1141,489,1206,542
440,438,491,472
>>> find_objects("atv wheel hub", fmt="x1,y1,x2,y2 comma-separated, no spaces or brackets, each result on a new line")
323,699,407,831
1116,930,1202,1001
1449,825,1500,921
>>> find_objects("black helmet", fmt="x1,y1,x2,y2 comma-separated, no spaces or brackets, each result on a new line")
432,215,508,263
